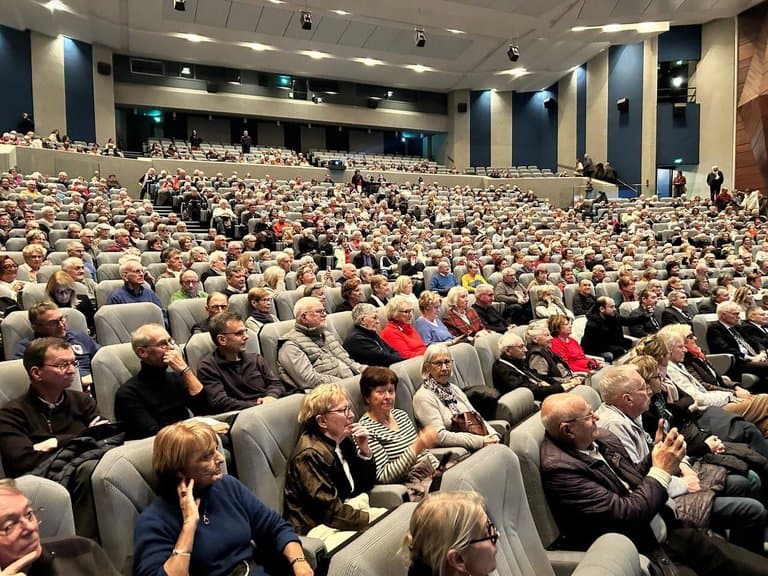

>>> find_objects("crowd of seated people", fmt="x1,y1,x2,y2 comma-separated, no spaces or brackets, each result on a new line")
1,129,124,156
4,151,768,574
145,138,310,166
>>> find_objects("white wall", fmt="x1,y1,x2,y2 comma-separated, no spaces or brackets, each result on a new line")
30,32,66,138
490,91,513,167
586,50,608,163
557,70,577,170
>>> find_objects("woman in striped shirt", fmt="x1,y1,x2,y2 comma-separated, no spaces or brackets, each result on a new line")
357,366,439,484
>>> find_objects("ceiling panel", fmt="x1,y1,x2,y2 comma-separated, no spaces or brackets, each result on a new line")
363,26,403,52
504,0,574,17
337,21,376,48
310,15,350,44
611,0,652,18
643,0,686,18
194,0,231,28
254,5,292,36
225,1,262,32
162,0,198,23
678,0,719,11
578,0,620,22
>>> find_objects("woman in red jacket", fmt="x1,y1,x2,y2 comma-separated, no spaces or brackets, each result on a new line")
380,295,427,359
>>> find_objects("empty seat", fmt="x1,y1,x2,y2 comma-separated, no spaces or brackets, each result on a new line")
94,302,165,346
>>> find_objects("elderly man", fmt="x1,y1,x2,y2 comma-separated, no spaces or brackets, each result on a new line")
472,284,511,334
0,479,119,575
115,324,209,440
65,241,96,279
60,256,97,303
627,289,661,338
197,312,285,412
697,286,730,315
155,247,184,280
571,278,596,316
342,303,403,367
335,263,358,287
278,297,365,391
201,251,228,285
540,392,768,574
596,365,768,554
13,301,99,385
105,229,132,252
661,290,694,326
170,269,207,302
105,259,163,308
493,267,531,324
352,242,379,272
223,262,247,297
491,332,561,399
0,338,109,537
428,259,459,297
79,228,99,259
741,305,768,351
707,301,768,388
191,292,228,334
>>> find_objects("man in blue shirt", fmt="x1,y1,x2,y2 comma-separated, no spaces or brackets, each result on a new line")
106,259,162,308
14,301,100,386
428,259,459,296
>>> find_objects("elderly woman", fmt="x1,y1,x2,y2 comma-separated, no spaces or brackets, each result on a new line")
245,287,276,332
368,274,390,308
17,243,47,282
414,291,464,346
533,286,573,320
335,277,364,313
296,264,317,289
460,261,488,293
343,304,404,367
412,344,500,451
394,275,420,306
134,421,312,576
547,315,600,373
284,383,384,551
380,295,427,359
0,255,24,301
406,491,498,576
261,265,286,294
46,270,96,332
492,331,571,399
525,322,584,387
442,286,487,342
357,366,438,486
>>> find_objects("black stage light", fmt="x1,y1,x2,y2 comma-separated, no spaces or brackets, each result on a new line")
507,43,520,62
414,28,426,47
301,10,312,30
174,0,186,11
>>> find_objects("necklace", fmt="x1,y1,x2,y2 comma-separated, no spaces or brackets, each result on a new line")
201,500,210,525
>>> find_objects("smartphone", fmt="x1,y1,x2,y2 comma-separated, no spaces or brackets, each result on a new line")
662,419,670,435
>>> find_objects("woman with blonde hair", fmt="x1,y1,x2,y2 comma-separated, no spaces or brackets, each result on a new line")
18,243,47,282
245,287,276,332
404,491,497,576
533,286,573,320
414,291,463,346
733,286,754,311
394,275,419,306
261,265,286,294
46,270,96,332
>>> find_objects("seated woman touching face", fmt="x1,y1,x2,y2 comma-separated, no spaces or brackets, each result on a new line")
133,421,312,576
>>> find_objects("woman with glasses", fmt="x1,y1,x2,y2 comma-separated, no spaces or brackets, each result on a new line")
525,322,584,389
380,295,427,359
405,491,497,576
245,287,276,333
17,244,47,283
284,383,385,551
442,287,488,343
0,255,23,304
413,344,500,452
414,291,464,346
45,270,96,334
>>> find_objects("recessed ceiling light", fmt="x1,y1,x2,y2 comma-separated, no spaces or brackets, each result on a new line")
267,0,285,3
495,67,528,77
406,64,433,73
602,24,622,33
353,57,384,67
44,0,68,12
240,42,275,51
298,50,332,60
571,26,587,32
446,28,465,34
331,9,351,15
572,21,668,34
175,33,210,43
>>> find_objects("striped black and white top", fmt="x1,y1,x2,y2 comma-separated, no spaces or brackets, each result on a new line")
358,409,419,483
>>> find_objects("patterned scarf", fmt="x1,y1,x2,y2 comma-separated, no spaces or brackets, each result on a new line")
423,376,460,414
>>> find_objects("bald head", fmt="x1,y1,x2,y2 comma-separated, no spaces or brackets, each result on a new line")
541,393,597,450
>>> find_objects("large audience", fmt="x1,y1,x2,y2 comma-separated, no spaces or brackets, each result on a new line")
3,148,768,575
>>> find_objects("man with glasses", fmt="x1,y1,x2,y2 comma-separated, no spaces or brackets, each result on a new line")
708,301,768,389
197,312,285,412
0,478,119,575
192,292,228,334
0,338,108,537
170,269,207,303
105,259,162,308
115,324,209,440
278,297,365,391
541,392,768,573
14,301,99,385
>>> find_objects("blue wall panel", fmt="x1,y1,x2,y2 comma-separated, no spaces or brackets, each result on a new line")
656,103,700,167
658,25,702,62
512,83,558,171
607,43,643,191
469,90,491,168
0,25,33,135
63,37,95,142
576,65,586,161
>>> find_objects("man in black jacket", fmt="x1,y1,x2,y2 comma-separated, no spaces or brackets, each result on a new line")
707,301,768,390
580,297,634,362
343,304,403,367
741,306,768,352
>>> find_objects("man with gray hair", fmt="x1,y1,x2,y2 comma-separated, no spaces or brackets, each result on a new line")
708,301,768,388
472,284,511,333
277,297,364,391
105,259,162,308
342,303,403,366
60,256,97,303
661,291,693,326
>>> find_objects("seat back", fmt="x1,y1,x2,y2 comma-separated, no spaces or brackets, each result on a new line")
693,313,718,354
474,331,502,388
91,436,158,573
326,311,355,343
257,319,296,371
95,280,126,308
185,328,262,373
168,298,208,345
230,395,305,514
203,275,228,294
441,444,555,576
15,475,76,537
96,263,121,282
91,343,141,422
448,343,486,391
1,308,89,360
324,287,343,314
275,289,302,320
94,303,165,346
154,277,180,308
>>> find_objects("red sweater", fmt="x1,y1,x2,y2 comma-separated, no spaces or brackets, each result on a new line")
380,321,427,359
550,336,592,373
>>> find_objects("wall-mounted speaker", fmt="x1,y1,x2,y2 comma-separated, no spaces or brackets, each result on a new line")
96,61,112,76
457,102,468,114
367,98,379,109
616,97,629,112
672,102,686,116
206,82,220,94
543,97,556,110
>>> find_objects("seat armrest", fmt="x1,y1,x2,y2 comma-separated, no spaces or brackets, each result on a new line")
706,353,734,376
496,388,537,427
369,484,407,508
298,535,326,569
488,419,510,445
547,550,585,576
571,533,642,576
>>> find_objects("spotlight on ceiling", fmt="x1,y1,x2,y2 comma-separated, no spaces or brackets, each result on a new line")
173,0,186,11
414,28,426,48
311,94,323,104
301,10,313,30
507,43,520,62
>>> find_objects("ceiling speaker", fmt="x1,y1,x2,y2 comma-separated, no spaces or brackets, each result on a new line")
617,97,629,112
457,102,468,114
96,61,112,76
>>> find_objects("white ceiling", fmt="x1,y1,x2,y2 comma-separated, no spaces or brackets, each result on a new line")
0,0,762,93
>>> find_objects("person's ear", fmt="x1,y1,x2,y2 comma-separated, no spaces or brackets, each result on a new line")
29,366,42,383
445,548,467,573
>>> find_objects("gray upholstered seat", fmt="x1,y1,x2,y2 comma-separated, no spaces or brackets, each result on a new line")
441,444,643,576
95,279,126,307
168,298,208,344
94,302,165,346
257,318,296,372
16,475,76,537
326,310,354,343
90,343,141,422
154,277,181,308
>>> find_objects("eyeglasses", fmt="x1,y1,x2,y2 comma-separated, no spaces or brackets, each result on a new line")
398,309,414,315
0,507,42,538
208,304,228,311
43,359,78,371
326,405,353,416
468,518,499,546
1,263,18,270
37,315,67,327
308,308,327,316
563,410,596,424
221,329,248,337
146,338,176,349
430,359,452,367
